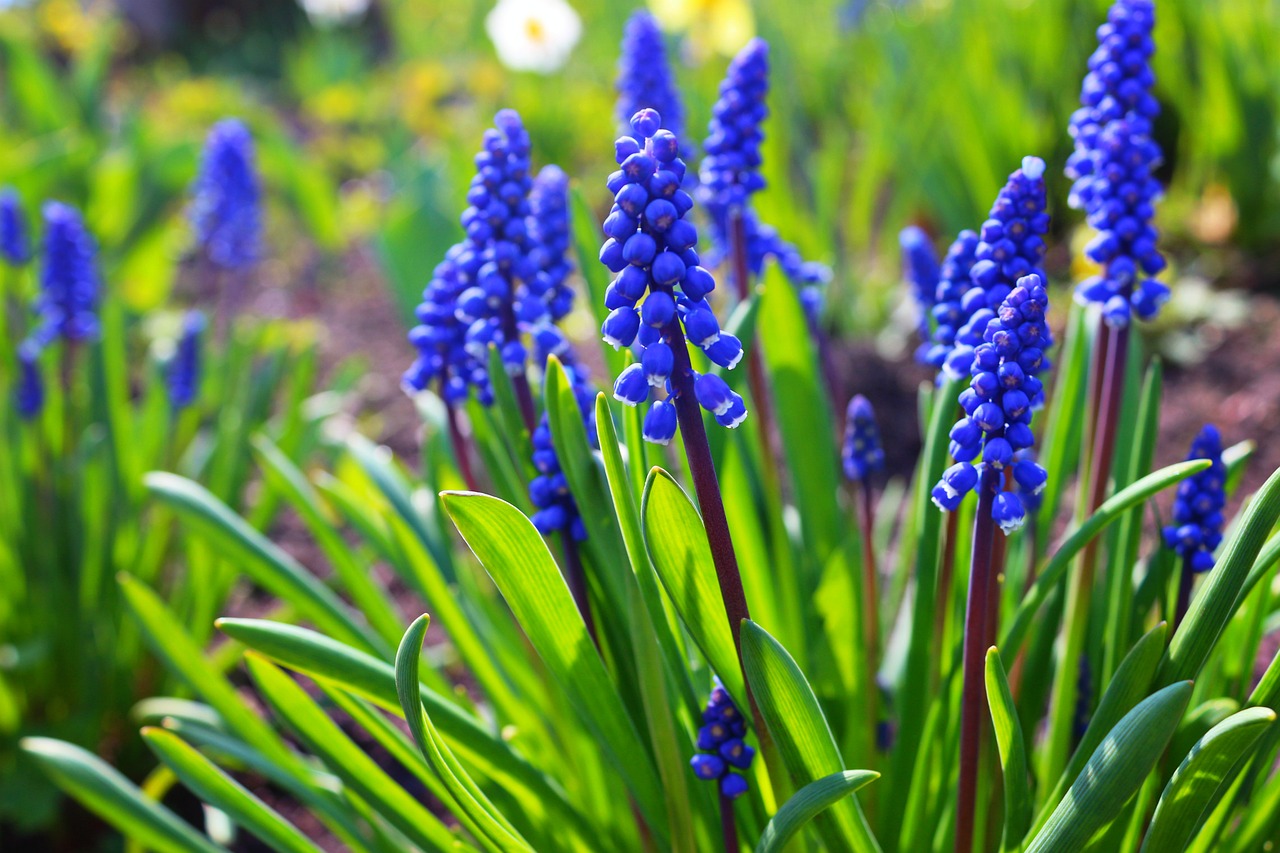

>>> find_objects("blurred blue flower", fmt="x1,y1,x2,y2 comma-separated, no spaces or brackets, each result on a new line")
601,108,747,443
690,677,753,799
920,229,980,372
34,201,99,345
699,38,768,216
616,11,686,142
15,340,43,419
404,245,492,404
168,311,206,410
190,119,262,270
900,226,940,360
1067,0,1167,327
932,274,1052,535
843,395,885,482
529,165,576,322
1163,425,1226,573
1,188,31,266
930,158,1050,383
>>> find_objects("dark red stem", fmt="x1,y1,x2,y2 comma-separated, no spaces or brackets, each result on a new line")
562,535,598,647
956,465,1000,853
444,399,481,492
719,793,740,853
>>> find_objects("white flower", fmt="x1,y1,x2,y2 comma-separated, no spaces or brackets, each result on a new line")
297,0,370,26
485,0,582,74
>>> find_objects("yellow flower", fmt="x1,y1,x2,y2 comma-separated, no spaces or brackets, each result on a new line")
647,0,755,58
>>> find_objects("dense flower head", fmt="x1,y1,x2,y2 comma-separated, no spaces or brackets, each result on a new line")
689,677,753,799
929,158,1050,383
405,112,573,405
600,109,747,443
15,340,43,420
843,395,885,482
529,354,596,541
698,38,769,217
168,310,206,410
1,188,31,266
528,165,576,322
1066,0,1167,327
920,229,980,370
616,12,686,142
900,226,941,358
34,201,99,345
932,274,1052,535
190,119,262,269
1163,425,1226,573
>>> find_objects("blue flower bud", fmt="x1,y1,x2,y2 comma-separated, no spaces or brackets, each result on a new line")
1162,425,1226,573
1,188,31,266
603,306,641,348
613,363,650,406
643,398,678,445
642,341,674,386
15,340,43,419
842,395,886,482
704,333,743,370
692,677,753,794
168,310,206,410
190,119,261,269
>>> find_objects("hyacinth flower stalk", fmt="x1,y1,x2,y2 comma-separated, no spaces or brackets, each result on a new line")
167,310,206,411
900,225,941,362
600,106,758,697
189,118,262,337
15,340,44,420
689,677,755,851
1,188,31,269
842,394,886,742
1044,0,1169,788
1164,425,1226,628
616,11,686,144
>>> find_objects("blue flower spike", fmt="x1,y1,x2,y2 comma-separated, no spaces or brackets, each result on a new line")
932,274,1052,536
920,230,981,371
1,188,32,267
1067,0,1168,326
843,395,886,482
190,119,262,270
601,109,748,444
901,226,941,358
1163,425,1226,574
35,201,99,345
168,310,206,410
616,11,686,142
15,340,43,419
690,677,753,799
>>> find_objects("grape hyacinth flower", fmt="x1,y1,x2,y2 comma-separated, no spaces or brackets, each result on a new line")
1163,425,1226,574
404,245,493,404
529,355,596,542
34,202,99,345
601,108,747,444
528,165,576,323
843,395,885,482
698,38,768,220
932,274,1052,535
190,119,261,270
168,311,206,410
616,11,686,142
689,678,753,799
900,226,940,359
1066,0,1167,327
931,158,1050,383
1,188,31,267
920,230,980,371
15,341,43,419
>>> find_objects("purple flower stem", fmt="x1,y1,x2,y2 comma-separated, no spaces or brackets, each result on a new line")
443,399,481,492
719,793,740,853
956,464,1000,853
562,533,598,646
729,212,780,489
1173,554,1194,632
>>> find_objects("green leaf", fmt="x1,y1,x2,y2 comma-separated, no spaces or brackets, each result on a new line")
244,654,458,853
640,467,747,709
1025,681,1193,853
395,615,532,853
755,770,881,853
985,648,1031,853
741,620,882,853
1140,707,1275,853
141,727,323,853
1159,465,1280,685
440,491,668,844
22,737,223,853
144,472,381,655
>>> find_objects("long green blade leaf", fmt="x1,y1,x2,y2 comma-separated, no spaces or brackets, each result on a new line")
755,770,881,853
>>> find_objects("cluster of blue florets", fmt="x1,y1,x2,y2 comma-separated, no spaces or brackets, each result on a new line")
933,275,1052,535
616,12,686,143
900,225,941,356
190,119,261,270
529,355,596,541
1163,425,1226,573
34,201,100,346
404,111,571,404
601,109,747,445
689,678,753,799
1,189,31,266
15,341,43,420
928,158,1050,383
1066,0,1168,327
167,310,206,410
843,395,886,482
919,230,980,370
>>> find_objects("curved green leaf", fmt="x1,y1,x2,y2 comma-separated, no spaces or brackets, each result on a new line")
23,737,223,853
755,770,880,853
141,727,323,853
985,648,1031,853
742,620,882,853
1140,707,1275,853
1026,681,1193,853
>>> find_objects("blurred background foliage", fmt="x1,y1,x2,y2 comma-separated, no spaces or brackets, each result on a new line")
2,0,1277,334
